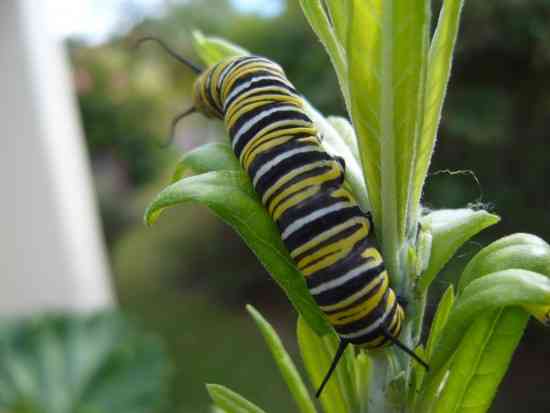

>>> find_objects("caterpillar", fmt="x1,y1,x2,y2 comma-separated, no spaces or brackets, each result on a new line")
138,37,428,397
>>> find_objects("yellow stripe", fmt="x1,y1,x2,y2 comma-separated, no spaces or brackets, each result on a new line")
209,63,227,110
271,185,320,221
319,271,387,312
260,160,333,204
290,216,364,259
364,336,386,348
243,135,318,171
296,217,367,268
327,275,389,325
225,100,271,130
268,163,341,215
221,65,286,101
240,125,316,164
226,94,302,122
226,89,302,117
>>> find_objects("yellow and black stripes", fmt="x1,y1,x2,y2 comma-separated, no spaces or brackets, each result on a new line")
192,55,405,350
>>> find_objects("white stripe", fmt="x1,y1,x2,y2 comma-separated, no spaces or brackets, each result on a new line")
340,300,394,339
252,146,320,186
232,105,300,150
309,261,381,296
282,202,350,240
224,76,289,109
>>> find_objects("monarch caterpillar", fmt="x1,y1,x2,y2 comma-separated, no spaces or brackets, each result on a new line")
139,37,428,397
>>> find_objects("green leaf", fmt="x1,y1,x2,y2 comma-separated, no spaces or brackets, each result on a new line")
206,384,267,413
298,0,349,109
411,0,465,223
0,312,170,413
417,208,500,293
145,170,330,336
427,308,527,413
347,0,431,285
426,269,550,377
459,233,550,292
171,142,241,182
325,1,349,47
354,352,371,413
425,286,455,360
297,317,357,413
246,306,317,413
192,31,249,66
326,116,360,162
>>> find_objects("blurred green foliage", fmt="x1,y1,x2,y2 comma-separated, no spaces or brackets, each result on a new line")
70,1,550,412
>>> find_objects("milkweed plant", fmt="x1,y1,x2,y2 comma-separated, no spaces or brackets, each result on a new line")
144,1,550,412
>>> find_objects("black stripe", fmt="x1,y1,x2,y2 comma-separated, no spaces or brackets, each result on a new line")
224,77,297,111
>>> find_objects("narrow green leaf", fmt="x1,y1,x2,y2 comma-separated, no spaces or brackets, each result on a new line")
326,116,360,163
298,0,349,109
192,31,249,66
297,317,357,413
411,0,465,223
171,142,241,182
430,308,527,413
427,269,550,376
347,0,431,285
417,208,500,293
426,286,455,360
145,171,330,335
206,384,267,413
246,306,317,413
354,352,371,413
325,0,349,47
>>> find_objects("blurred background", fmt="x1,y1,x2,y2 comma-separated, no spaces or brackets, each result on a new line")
5,0,550,412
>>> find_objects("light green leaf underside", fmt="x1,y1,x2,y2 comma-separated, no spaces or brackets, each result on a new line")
145,171,330,335
206,384,267,413
192,30,250,66
427,269,550,376
297,317,358,413
412,0,465,222
172,142,241,182
428,308,527,413
418,208,500,293
246,306,317,413
425,285,455,360
347,0,431,285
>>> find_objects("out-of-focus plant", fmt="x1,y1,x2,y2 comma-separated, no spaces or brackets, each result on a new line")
0,311,171,413
144,1,550,411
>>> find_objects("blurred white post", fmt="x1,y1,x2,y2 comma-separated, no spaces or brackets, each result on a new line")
0,0,114,316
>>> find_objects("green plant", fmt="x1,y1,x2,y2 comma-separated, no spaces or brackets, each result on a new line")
0,311,171,413
144,1,550,412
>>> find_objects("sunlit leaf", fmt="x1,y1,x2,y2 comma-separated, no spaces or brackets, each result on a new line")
192,31,249,66
145,171,330,335
411,0,465,223
171,142,241,182
425,286,455,360
417,208,500,293
347,0,431,284
246,306,317,413
206,384,267,413
297,317,357,413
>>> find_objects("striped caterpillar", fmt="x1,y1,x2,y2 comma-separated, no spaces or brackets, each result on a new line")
139,37,427,397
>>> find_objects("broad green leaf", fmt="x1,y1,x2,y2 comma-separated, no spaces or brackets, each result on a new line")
145,171,330,335
458,233,550,325
347,0,431,285
192,31,249,66
298,0,349,109
427,269,550,376
429,308,527,413
171,142,241,182
0,312,169,413
246,306,317,413
297,317,357,413
302,102,369,212
206,384,267,413
459,233,550,292
426,286,455,360
417,208,500,293
411,0,465,223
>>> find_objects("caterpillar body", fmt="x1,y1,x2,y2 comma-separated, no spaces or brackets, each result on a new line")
139,38,427,397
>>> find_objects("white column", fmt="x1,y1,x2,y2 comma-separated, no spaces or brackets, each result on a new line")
0,0,114,315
